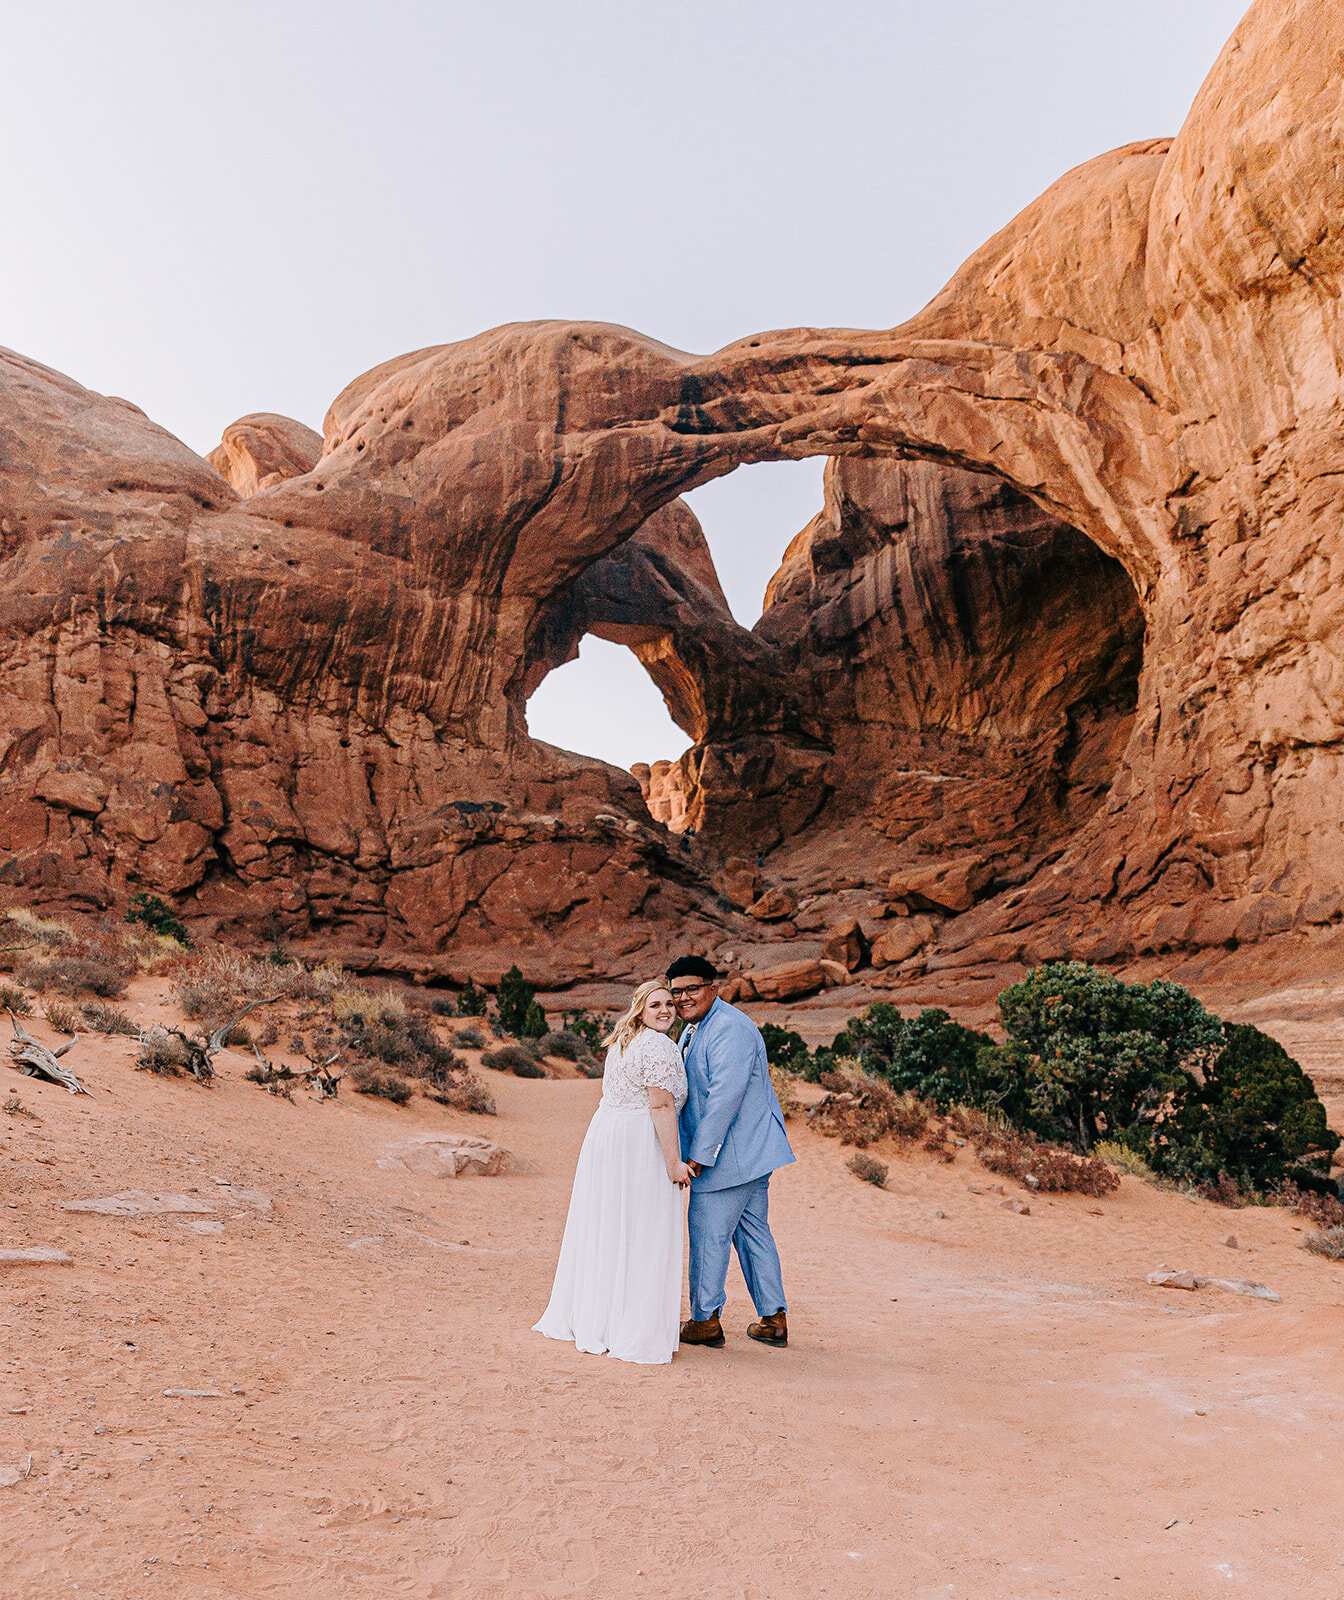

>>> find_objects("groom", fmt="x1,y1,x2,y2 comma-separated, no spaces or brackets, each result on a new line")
666,955,795,1349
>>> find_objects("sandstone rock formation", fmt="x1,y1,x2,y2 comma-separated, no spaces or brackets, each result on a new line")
2,0,1343,990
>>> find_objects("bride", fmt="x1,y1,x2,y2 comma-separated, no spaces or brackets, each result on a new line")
533,978,690,1364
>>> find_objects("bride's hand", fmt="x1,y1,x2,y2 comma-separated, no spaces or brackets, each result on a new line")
667,1160,692,1188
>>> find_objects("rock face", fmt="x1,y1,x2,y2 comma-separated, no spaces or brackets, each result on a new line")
4,0,1344,983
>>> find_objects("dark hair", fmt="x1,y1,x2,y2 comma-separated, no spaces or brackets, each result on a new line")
666,954,719,983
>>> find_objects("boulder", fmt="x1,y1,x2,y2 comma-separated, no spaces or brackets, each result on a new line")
888,859,992,916
748,959,828,1002
747,887,798,923
821,917,869,972
0,1247,71,1264
376,1134,537,1179
870,916,935,969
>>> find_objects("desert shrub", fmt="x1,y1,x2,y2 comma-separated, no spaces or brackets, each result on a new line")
125,892,191,945
1270,1179,1344,1228
1305,1226,1344,1261
497,966,547,1038
847,1152,888,1187
1148,1023,1341,1193
807,1066,932,1147
562,1007,605,1048
1194,1172,1245,1208
453,1025,486,1050
136,1029,194,1077
331,986,407,1025
42,998,80,1034
540,1028,585,1061
79,1001,139,1037
1093,1137,1159,1181
482,1043,546,1078
334,998,458,1085
3,1094,37,1117
429,995,457,1017
282,962,346,1003
431,1074,498,1115
993,962,1224,1151
348,1064,413,1104
456,977,488,1017
0,983,31,1016
770,1065,802,1120
19,949,135,999
760,1022,809,1072
4,908,73,950
968,1121,1120,1196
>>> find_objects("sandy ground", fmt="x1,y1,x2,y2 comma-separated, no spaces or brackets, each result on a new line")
3,990,1344,1599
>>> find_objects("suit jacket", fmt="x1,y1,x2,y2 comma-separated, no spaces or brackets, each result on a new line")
678,997,795,1193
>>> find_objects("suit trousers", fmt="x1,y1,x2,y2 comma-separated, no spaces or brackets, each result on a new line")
687,1174,786,1323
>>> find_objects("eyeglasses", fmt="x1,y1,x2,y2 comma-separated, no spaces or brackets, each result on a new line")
669,982,712,998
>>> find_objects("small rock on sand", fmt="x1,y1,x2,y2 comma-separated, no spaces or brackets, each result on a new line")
0,1247,70,1264
163,1389,224,1399
0,1465,21,1487
1148,1269,1199,1290
64,1191,218,1216
1001,1199,1031,1215
377,1134,537,1179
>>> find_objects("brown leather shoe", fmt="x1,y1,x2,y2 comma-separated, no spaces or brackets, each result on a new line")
747,1311,788,1347
679,1314,726,1348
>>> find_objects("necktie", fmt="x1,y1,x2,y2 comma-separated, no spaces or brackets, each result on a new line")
679,1022,698,1057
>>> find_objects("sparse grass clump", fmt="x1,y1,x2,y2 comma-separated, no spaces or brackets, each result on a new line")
42,998,80,1034
847,1152,888,1187
958,1113,1120,1197
77,1000,140,1038
0,983,31,1016
348,1064,413,1104
453,1026,486,1050
770,1066,801,1120
482,1043,546,1078
3,1094,37,1118
4,908,74,950
1304,1226,1344,1261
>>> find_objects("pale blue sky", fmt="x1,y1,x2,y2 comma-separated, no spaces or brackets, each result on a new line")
3,1,1250,769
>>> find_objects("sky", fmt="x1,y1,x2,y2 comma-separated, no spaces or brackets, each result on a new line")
3,0,1251,771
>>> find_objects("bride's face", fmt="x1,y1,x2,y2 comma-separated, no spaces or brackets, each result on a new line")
641,988,676,1033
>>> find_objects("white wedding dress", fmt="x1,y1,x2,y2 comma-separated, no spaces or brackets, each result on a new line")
533,1026,688,1364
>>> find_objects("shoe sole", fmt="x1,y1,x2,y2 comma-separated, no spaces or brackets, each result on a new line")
682,1335,726,1348
747,1333,788,1348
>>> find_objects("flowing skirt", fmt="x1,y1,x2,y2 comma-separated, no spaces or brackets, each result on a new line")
533,1102,684,1364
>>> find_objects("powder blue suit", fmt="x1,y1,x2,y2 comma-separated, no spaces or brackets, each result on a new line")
679,997,794,1322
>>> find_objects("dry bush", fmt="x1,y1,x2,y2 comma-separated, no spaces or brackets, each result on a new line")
1195,1172,1245,1209
431,1074,497,1115
3,1094,37,1118
770,1066,801,1120
453,1026,486,1049
4,908,74,950
79,1001,139,1037
429,996,458,1017
42,998,80,1034
1305,1226,1344,1260
136,1029,194,1077
1270,1179,1344,1228
482,1043,546,1078
331,986,407,1025
348,1064,413,1104
969,1122,1120,1197
0,982,32,1016
806,1067,933,1147
847,1152,888,1187
18,924,137,999
1093,1138,1160,1182
540,1029,589,1063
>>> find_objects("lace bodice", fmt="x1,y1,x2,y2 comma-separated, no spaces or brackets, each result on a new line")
600,1027,687,1112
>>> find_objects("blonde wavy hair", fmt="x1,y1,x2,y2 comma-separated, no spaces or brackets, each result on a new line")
603,977,674,1055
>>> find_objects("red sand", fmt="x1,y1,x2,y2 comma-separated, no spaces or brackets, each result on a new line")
2,985,1343,1599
